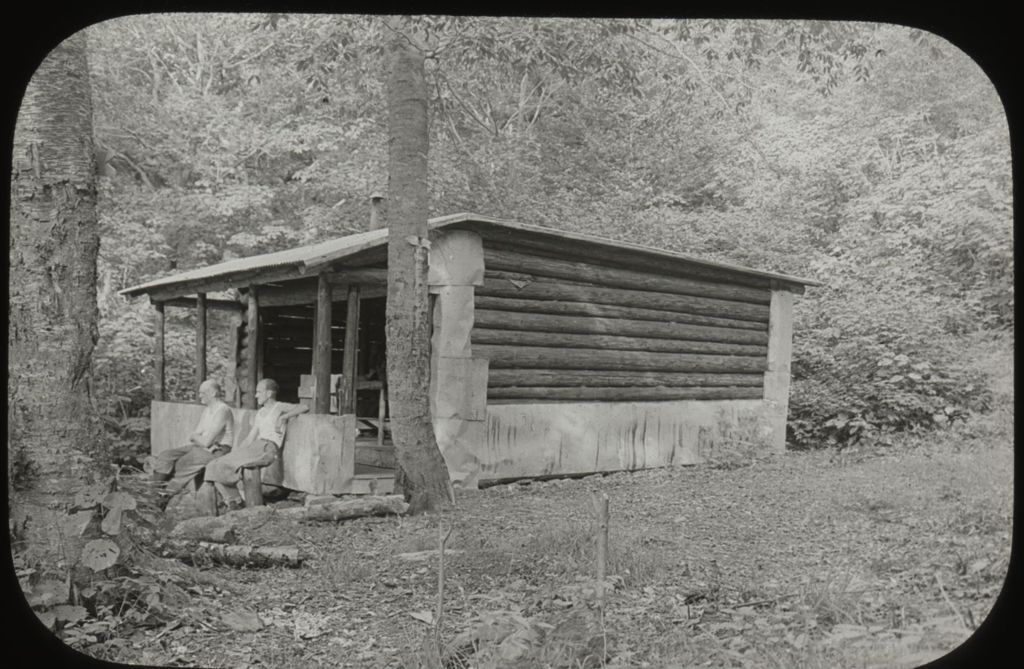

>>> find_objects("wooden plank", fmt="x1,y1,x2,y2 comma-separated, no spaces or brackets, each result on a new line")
484,247,771,304
482,399,770,479
487,369,765,388
196,292,207,387
326,268,389,286
487,386,764,402
154,302,165,401
474,294,765,331
355,442,396,469
473,309,768,345
258,282,317,307
258,283,387,307
162,296,245,312
472,327,768,356
279,413,357,495
313,275,333,414
245,289,260,409
479,273,770,323
340,284,361,414
474,344,768,373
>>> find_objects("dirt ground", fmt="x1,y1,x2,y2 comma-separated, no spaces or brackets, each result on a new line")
79,425,1012,669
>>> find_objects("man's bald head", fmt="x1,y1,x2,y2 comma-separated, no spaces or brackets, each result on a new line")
198,379,222,404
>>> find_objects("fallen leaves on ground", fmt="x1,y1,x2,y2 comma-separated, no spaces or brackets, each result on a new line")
70,439,1011,668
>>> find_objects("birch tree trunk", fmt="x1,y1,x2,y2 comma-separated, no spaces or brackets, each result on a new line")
9,32,99,500
384,16,454,512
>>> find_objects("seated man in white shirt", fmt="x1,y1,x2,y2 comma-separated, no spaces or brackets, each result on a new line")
150,379,234,508
203,378,307,510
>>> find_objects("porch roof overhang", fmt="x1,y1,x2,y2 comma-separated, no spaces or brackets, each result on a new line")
120,212,821,302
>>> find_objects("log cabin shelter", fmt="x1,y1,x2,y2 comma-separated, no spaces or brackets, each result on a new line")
120,212,820,495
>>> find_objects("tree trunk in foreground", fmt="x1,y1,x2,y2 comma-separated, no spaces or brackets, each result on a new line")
384,16,454,513
9,32,99,500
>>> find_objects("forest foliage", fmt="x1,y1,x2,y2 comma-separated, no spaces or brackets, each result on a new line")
80,15,1011,454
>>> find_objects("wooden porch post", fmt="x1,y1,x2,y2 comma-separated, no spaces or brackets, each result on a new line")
153,301,165,401
313,274,333,414
340,284,361,414
245,287,260,409
196,292,207,388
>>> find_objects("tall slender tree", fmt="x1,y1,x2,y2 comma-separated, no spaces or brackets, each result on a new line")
383,16,454,512
9,31,100,499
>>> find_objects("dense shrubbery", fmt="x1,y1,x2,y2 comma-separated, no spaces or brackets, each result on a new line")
788,336,993,450
12,468,187,654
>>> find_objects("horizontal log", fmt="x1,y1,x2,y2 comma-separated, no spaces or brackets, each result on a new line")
487,369,765,388
472,327,767,356
486,386,765,402
291,494,409,522
158,540,304,568
474,310,768,345
480,272,769,323
474,344,768,373
484,248,771,304
480,236,772,288
474,295,765,331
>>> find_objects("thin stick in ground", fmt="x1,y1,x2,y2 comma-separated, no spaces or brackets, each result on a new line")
592,491,609,605
935,572,971,630
435,521,453,645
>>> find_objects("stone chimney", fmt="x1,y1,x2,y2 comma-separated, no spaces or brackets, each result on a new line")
368,192,385,230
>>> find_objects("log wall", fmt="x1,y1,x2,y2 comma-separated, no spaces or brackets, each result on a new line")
472,247,772,403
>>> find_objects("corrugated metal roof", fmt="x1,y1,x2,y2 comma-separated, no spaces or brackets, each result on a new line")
119,227,388,296
120,212,820,298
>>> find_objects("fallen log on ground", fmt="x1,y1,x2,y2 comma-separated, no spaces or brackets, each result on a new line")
295,494,409,522
169,505,277,541
159,540,304,568
396,549,465,561
170,516,237,543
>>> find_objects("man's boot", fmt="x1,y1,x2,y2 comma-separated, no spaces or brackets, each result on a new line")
150,472,174,510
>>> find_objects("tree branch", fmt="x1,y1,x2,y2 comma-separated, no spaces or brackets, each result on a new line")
435,73,497,137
